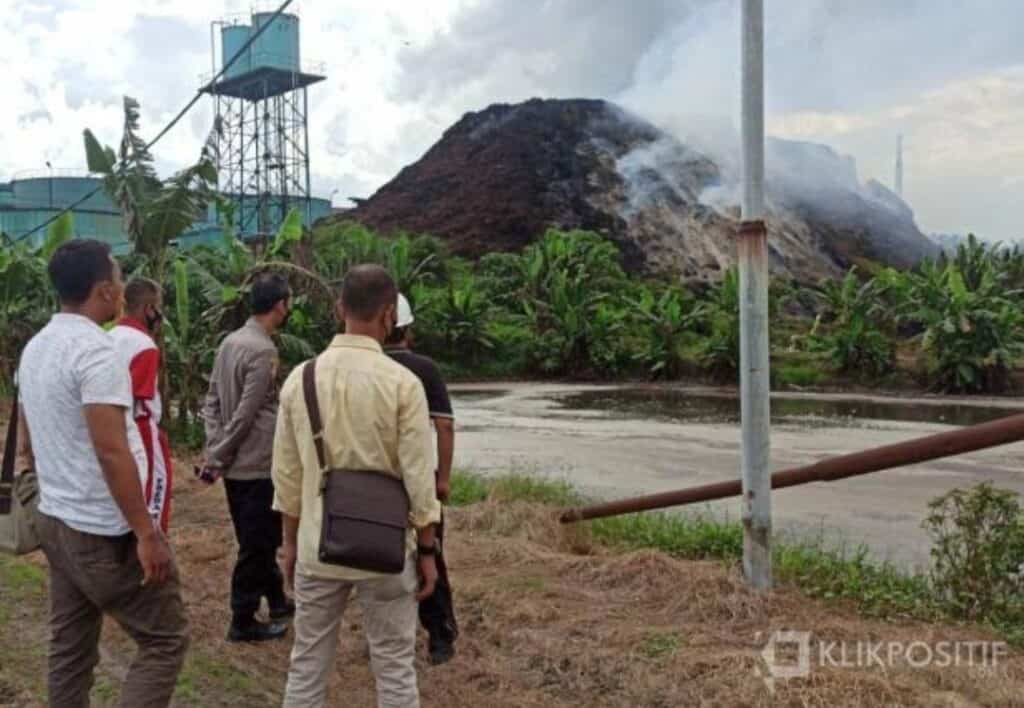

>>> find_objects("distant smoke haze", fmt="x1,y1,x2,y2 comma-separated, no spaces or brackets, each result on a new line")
394,0,1024,241
1,1,1021,240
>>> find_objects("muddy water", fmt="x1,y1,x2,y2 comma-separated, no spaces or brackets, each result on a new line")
558,388,1015,427
449,384,1024,570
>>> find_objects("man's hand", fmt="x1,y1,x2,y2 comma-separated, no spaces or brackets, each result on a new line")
281,515,301,591
435,474,451,504
137,529,172,586
416,554,438,601
282,541,298,590
193,463,222,485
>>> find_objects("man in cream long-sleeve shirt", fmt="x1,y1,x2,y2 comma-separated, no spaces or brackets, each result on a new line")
272,265,441,708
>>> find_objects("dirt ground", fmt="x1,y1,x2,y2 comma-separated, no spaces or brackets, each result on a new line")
2,455,1024,707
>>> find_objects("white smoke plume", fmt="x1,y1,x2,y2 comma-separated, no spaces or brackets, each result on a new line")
393,0,1024,241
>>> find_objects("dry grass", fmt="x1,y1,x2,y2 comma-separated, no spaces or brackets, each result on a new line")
2,458,1024,707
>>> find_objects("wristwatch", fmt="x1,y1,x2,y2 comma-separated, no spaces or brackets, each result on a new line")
417,542,439,557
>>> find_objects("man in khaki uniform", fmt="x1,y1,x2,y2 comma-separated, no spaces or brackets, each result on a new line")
273,265,440,708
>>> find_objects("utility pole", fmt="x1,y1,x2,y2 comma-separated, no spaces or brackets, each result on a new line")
739,0,771,590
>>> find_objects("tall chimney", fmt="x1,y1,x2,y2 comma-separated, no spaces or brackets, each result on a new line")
895,134,904,198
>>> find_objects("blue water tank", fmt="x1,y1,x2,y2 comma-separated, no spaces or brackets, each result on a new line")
309,198,333,223
222,24,252,79
251,12,300,72
11,178,50,208
9,177,112,210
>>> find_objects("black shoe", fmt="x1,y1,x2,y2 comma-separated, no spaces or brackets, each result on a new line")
227,620,289,643
429,641,455,666
269,599,296,621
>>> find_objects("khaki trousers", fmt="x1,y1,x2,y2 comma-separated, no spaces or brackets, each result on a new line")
35,512,189,708
282,560,420,708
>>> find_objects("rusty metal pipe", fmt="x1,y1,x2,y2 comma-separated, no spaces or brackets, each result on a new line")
560,412,1024,524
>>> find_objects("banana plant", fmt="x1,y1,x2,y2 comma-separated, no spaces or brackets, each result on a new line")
162,258,216,428
412,279,493,364
386,235,437,293
916,265,1024,393
630,286,705,378
0,213,74,389
311,222,440,293
188,206,333,326
84,97,220,280
806,268,894,377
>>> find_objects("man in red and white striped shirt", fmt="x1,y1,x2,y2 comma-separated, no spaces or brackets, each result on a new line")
110,278,173,533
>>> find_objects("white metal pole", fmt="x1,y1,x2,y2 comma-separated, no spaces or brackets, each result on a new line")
739,0,772,590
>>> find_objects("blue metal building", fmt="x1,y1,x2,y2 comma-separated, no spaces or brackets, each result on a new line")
0,171,332,251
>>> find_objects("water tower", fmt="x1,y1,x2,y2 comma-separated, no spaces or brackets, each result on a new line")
202,11,324,238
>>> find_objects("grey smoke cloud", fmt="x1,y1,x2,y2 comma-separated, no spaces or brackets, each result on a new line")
393,0,1024,240
395,0,696,105
399,0,1022,114
2,1,1022,239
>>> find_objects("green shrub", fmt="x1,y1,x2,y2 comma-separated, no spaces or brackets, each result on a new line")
592,512,743,559
448,471,491,506
447,471,581,507
923,483,1024,621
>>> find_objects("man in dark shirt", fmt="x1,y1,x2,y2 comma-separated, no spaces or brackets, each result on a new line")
385,293,459,665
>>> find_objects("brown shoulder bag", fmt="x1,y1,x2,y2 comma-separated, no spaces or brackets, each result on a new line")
302,358,410,574
0,390,41,556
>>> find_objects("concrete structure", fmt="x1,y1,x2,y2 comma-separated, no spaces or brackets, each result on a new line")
0,171,331,251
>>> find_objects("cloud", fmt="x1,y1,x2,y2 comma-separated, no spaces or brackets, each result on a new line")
1,0,1022,239
389,0,1024,240
394,0,694,105
769,67,1024,239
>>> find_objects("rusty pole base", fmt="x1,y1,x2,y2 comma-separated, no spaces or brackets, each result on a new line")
737,219,767,239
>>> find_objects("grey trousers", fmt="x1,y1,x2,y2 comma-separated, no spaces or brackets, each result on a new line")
36,512,189,708
282,560,420,708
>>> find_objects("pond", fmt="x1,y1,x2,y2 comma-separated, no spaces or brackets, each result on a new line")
555,388,1019,427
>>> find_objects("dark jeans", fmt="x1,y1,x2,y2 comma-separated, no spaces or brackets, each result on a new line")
419,512,458,647
36,512,189,708
224,478,286,624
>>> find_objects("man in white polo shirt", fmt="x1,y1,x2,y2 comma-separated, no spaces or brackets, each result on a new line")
18,239,189,707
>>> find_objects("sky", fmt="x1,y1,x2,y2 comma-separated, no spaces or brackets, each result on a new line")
1,0,1022,241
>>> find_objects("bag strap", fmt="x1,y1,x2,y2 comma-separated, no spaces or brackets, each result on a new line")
302,358,329,475
0,388,19,514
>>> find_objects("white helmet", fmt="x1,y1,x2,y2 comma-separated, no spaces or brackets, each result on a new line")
396,293,415,328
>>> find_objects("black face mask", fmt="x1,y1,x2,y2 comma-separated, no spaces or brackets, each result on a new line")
146,307,163,333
